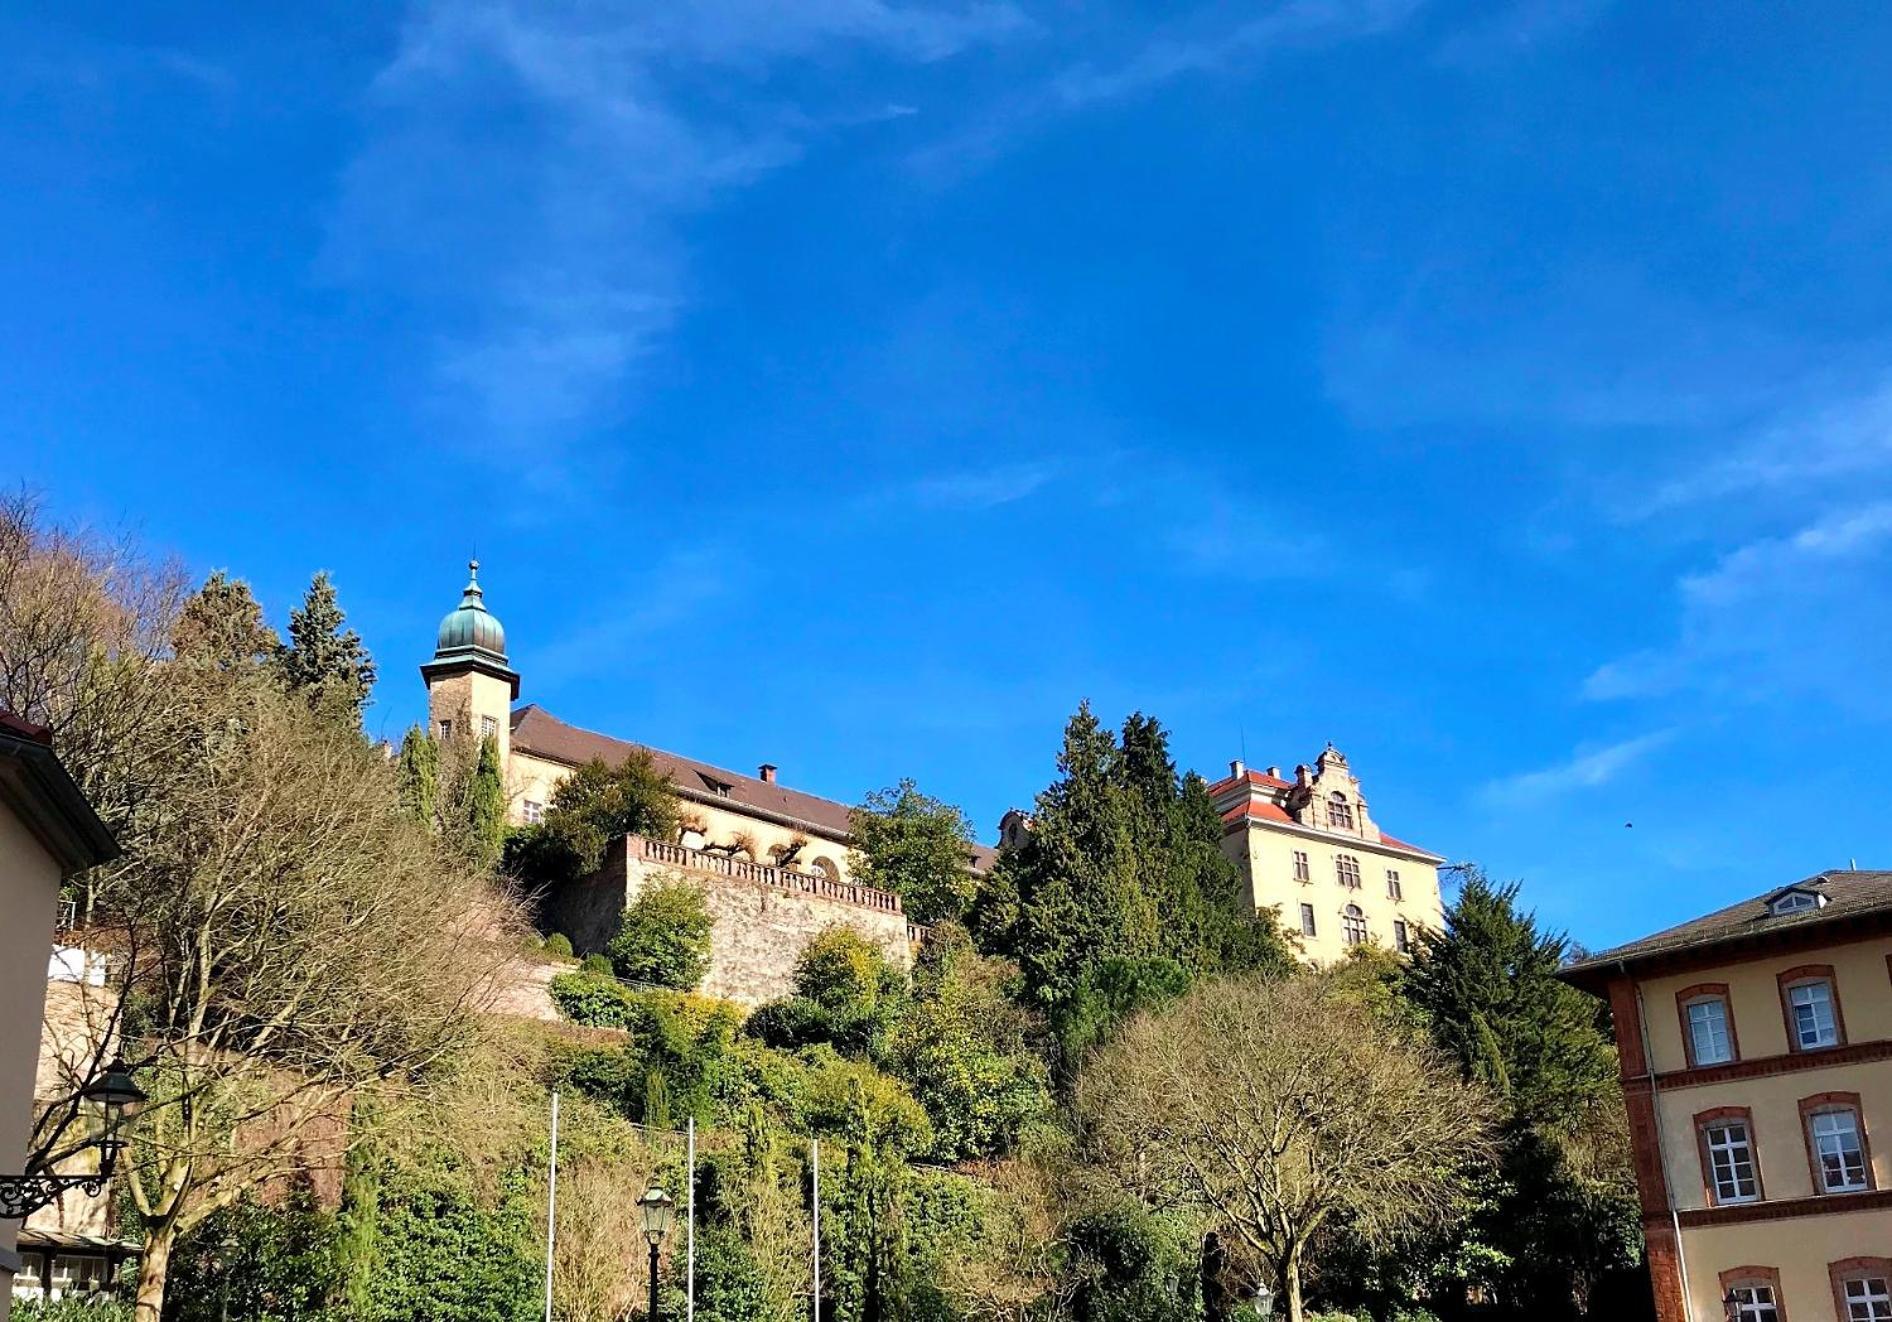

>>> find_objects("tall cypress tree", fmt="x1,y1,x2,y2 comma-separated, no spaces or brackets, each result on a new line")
394,726,440,830
464,732,506,866
276,571,377,721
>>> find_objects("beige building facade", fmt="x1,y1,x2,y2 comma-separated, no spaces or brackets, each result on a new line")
1565,872,1892,1322
1207,745,1444,963
0,714,117,1320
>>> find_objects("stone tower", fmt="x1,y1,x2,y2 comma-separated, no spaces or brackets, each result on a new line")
420,561,520,769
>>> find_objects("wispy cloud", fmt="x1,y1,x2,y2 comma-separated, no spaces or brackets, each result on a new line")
912,0,1421,178
521,542,747,686
325,0,1028,441
1479,728,1677,806
1586,501,1892,706
903,460,1062,510
1640,377,1892,514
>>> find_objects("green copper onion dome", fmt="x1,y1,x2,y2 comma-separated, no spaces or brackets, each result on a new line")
435,560,508,661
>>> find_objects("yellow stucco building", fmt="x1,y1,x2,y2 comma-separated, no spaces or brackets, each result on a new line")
1565,872,1892,1322
1207,746,1444,963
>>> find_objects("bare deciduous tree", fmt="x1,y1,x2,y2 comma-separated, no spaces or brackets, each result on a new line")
1076,972,1496,1322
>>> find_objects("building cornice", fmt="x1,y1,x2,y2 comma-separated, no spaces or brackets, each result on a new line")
1220,812,1445,865
1654,1036,1892,1091
1676,1186,1892,1229
1563,912,1892,994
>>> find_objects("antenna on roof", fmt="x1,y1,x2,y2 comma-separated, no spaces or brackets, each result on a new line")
1851,857,1858,870
1239,724,1247,766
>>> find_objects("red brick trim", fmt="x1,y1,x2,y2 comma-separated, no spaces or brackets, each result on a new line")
1609,974,1650,1080
1643,1220,1686,1322
1778,964,1848,1052
1657,1035,1892,1089
1719,1265,1788,1322
1695,1105,1765,1207
1829,1256,1892,1322
1800,1092,1875,1195
1677,1186,1892,1228
1676,982,1741,1067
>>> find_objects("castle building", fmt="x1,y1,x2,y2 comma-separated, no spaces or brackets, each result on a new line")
419,565,1439,994
1563,873,1892,1322
1207,748,1445,964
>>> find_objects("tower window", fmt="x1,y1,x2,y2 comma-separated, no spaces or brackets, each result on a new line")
523,800,544,825
1341,904,1367,946
438,719,453,740
481,715,497,738
1326,793,1354,830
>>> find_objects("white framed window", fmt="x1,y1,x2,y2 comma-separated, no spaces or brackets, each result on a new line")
522,800,544,825
1685,997,1734,1066
1292,850,1310,882
438,719,453,740
1393,919,1411,954
1788,979,1839,1049
1770,889,1821,915
1842,1275,1892,1322
1335,855,1362,889
480,714,497,738
1386,869,1402,900
1326,793,1354,830
1810,1109,1869,1193
1725,1282,1780,1322
1299,903,1316,937
1341,904,1367,947
1703,1120,1760,1204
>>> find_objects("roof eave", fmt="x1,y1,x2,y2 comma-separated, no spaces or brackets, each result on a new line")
0,730,119,876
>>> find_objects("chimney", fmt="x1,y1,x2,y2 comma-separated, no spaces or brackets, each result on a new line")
1265,765,1280,779
759,764,777,784
1229,759,1245,779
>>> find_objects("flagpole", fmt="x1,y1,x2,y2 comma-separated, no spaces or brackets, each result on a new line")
687,1116,697,1322
544,1088,560,1322
810,1139,821,1322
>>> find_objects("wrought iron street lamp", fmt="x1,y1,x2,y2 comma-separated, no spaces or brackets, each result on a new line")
0,1057,145,1219
1253,1282,1277,1319
639,1184,675,1322
1723,1291,1741,1322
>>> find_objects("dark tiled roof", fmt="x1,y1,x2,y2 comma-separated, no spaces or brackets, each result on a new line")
510,705,999,870
1564,870,1892,979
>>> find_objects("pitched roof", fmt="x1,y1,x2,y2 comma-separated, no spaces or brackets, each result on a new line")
510,705,998,870
1563,870,1892,985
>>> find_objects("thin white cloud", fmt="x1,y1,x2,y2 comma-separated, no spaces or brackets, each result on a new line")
912,0,1422,178
326,0,1029,441
906,460,1062,510
1585,501,1892,705
1479,728,1677,807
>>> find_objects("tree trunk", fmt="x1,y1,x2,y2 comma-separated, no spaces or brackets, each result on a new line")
135,1222,175,1322
1284,1244,1305,1322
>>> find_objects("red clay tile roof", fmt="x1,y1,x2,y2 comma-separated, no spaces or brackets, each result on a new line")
510,705,998,871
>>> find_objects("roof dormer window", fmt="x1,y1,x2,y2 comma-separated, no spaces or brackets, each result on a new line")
698,772,734,798
1769,889,1826,916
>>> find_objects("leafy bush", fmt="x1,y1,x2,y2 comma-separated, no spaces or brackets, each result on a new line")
542,932,574,960
503,752,680,890
165,1187,341,1321
580,953,614,977
11,1301,134,1322
550,971,639,1028
745,928,905,1057
607,878,715,989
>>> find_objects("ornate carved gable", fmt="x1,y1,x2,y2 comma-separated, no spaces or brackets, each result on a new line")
1287,744,1381,843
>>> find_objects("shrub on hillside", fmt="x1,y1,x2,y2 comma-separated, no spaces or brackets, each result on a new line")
607,878,714,989
542,932,574,960
580,953,615,977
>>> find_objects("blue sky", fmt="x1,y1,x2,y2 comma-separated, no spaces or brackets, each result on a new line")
10,0,1892,951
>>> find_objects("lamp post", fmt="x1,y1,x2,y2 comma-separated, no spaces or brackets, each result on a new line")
1723,1291,1741,1322
0,1057,145,1219
1253,1282,1277,1320
639,1184,675,1322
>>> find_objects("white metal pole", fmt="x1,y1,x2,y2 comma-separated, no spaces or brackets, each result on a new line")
544,1088,560,1322
687,1116,697,1322
810,1139,821,1322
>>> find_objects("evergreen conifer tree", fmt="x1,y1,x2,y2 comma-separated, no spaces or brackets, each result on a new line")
394,726,440,830
173,571,279,669
276,571,376,720
464,732,506,866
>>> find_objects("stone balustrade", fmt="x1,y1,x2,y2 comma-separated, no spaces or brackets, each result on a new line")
636,836,904,914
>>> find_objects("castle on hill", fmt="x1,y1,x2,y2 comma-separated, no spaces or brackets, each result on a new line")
419,563,1444,1002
